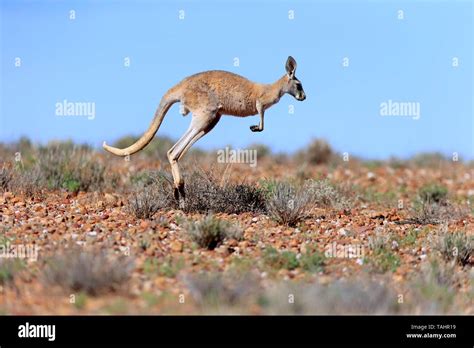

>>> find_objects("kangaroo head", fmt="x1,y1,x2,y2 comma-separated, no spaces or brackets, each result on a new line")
284,56,306,101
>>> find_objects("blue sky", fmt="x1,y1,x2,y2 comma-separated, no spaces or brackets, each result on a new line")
1,0,473,159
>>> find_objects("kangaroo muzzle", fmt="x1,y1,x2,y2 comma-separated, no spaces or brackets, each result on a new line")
297,92,306,101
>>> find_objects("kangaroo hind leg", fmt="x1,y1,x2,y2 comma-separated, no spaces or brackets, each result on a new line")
167,111,221,206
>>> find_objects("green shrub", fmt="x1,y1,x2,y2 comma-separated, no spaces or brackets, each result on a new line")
266,181,312,226
299,246,326,272
366,231,400,273
186,215,243,250
432,227,472,266
263,247,299,270
419,184,448,204
143,256,185,278
0,259,24,286
37,143,106,192
367,249,400,273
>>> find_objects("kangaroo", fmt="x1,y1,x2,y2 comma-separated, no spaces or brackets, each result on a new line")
103,56,306,203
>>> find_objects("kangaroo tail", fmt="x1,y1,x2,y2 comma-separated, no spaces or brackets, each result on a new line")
103,95,178,157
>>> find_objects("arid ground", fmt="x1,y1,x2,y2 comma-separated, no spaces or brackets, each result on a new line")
0,137,472,314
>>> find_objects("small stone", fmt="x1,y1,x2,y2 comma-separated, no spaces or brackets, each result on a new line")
338,228,348,236
283,229,293,236
104,193,117,206
227,239,238,247
238,240,249,248
139,220,150,229
289,239,299,247
170,241,183,252
392,240,399,250
369,211,387,219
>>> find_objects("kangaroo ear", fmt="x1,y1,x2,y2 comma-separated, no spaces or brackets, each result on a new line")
286,56,297,77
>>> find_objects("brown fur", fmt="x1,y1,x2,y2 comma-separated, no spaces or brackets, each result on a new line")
175,71,286,117
103,57,306,205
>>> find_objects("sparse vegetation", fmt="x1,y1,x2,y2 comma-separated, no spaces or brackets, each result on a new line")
263,278,399,314
185,214,243,250
265,181,312,226
419,184,448,204
302,138,334,165
263,245,325,272
185,272,259,308
36,143,107,192
406,199,467,225
360,187,397,207
182,169,266,214
0,165,12,191
128,189,163,219
308,179,355,211
0,259,24,286
299,245,326,272
143,256,185,278
1,137,473,315
0,142,111,195
410,152,448,168
0,164,42,196
432,226,472,266
411,258,459,313
366,231,400,273
72,292,88,310
263,247,299,270
400,185,468,225
400,228,419,246
367,249,401,273
249,143,272,158
127,170,174,219
43,250,134,296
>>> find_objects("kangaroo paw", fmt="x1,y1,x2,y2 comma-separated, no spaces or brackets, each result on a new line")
178,183,186,200
250,125,262,132
173,187,180,202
